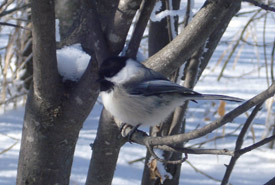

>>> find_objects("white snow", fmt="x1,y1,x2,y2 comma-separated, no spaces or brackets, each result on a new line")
56,44,90,81
150,2,186,22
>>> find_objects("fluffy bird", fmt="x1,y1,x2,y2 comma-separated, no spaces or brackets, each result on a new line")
98,56,242,133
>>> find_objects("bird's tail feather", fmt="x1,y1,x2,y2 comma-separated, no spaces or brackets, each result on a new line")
186,94,244,102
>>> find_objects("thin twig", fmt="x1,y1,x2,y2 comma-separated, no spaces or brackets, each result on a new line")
186,160,229,184
0,92,27,105
0,141,19,155
0,3,30,17
188,123,242,148
243,0,275,12
263,12,270,86
271,39,275,82
128,157,146,165
221,102,264,185
217,9,263,81
144,139,187,164
0,0,9,10
85,0,109,63
0,22,29,30
237,134,275,155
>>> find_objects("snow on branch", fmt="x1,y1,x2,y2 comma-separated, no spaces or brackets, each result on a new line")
56,44,90,81
150,1,186,22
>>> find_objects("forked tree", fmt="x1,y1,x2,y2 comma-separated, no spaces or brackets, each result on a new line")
15,0,275,185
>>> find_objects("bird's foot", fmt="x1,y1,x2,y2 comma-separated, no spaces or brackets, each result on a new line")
119,123,141,143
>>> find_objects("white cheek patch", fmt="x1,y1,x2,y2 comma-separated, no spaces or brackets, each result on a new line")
106,59,141,84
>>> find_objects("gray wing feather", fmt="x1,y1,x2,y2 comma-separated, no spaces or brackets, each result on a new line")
123,63,243,102
125,79,243,102
126,80,200,96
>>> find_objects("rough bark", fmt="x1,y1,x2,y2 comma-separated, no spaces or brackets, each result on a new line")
30,0,60,102
107,0,142,55
55,0,81,41
85,109,126,185
126,0,157,58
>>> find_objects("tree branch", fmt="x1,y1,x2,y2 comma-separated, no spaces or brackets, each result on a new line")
157,145,234,156
198,0,242,78
126,0,156,58
243,0,275,12
222,102,264,185
31,0,60,101
107,0,143,55
264,176,275,185
238,134,275,155
84,0,110,63
0,3,30,17
68,0,109,114
0,22,29,29
144,0,241,77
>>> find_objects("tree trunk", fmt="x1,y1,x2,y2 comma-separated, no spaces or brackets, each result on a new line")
17,89,81,184
85,109,126,185
16,0,99,184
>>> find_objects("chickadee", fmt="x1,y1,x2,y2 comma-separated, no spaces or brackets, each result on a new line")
98,56,242,133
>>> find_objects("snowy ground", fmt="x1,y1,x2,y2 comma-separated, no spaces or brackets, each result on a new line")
1,1,275,185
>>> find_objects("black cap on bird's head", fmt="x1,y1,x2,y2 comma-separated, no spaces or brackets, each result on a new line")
98,56,129,92
98,56,128,80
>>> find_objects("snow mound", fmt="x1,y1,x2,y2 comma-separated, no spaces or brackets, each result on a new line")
56,44,90,81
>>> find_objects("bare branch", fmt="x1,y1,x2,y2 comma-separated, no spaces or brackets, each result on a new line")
264,176,275,185
222,102,264,185
144,0,241,77
157,145,234,156
107,0,143,55
69,0,107,118
0,92,27,105
0,141,19,155
31,0,60,101
0,22,29,30
0,3,30,17
243,0,275,12
186,160,225,184
198,1,244,78
126,0,156,58
84,0,110,63
217,9,263,81
238,134,275,155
